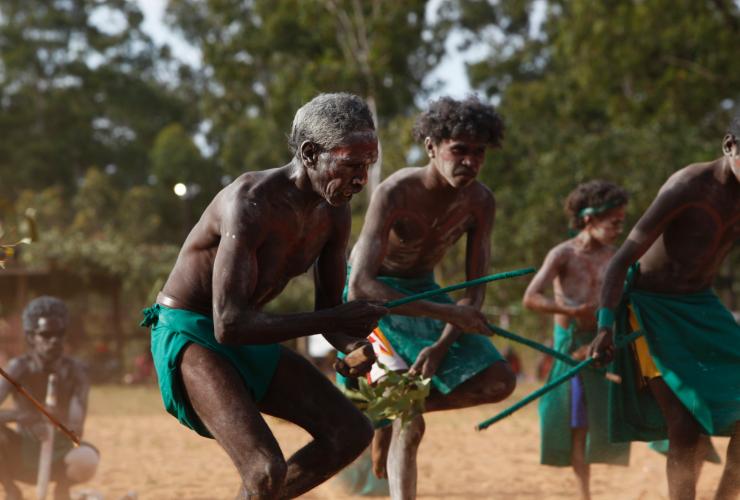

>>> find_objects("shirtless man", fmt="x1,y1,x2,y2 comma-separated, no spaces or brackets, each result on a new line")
589,115,740,500
346,96,516,499
141,93,387,499
523,180,630,500
0,296,99,500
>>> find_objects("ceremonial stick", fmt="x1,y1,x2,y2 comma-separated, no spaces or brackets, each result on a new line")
487,324,621,383
0,366,80,446
384,267,536,309
476,330,644,431
37,374,57,500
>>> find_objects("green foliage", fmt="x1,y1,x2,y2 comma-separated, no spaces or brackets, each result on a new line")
342,364,431,426
165,0,451,176
454,0,740,335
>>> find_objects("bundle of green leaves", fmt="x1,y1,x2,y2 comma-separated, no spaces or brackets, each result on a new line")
342,364,431,426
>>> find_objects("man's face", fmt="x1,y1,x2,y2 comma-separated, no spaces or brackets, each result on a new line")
30,316,66,364
586,205,626,245
313,130,378,206
428,136,487,189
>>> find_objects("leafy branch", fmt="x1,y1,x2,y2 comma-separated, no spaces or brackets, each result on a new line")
342,363,431,426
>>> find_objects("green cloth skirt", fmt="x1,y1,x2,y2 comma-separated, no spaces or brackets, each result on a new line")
610,285,740,442
141,304,281,438
539,323,630,466
338,271,503,395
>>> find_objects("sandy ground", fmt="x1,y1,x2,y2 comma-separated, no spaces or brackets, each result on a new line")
12,382,730,500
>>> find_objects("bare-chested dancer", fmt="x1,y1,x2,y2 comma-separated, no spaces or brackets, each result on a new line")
523,181,630,500
140,93,388,499
1,297,99,500
589,115,740,500
346,96,516,499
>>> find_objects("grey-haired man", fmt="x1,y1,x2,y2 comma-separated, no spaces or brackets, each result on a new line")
141,93,387,499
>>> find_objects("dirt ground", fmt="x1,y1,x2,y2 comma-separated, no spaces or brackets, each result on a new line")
13,382,730,500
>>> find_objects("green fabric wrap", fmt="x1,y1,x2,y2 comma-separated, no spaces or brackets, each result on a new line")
538,323,630,466
141,303,281,438
610,272,740,442
340,271,503,395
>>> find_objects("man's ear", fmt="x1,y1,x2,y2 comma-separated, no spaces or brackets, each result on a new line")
424,137,435,159
300,141,319,168
722,134,737,157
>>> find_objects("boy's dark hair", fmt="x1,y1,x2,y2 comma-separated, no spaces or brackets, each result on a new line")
22,296,69,333
412,95,504,147
565,180,628,230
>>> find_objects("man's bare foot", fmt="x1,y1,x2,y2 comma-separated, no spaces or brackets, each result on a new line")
371,426,392,479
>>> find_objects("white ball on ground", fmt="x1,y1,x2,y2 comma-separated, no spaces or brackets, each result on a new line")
64,444,100,483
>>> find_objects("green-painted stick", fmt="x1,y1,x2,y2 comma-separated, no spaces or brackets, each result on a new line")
487,324,621,383
488,323,576,366
384,267,536,309
476,330,644,431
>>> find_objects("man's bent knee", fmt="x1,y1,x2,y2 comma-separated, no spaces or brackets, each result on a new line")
241,456,287,497
399,415,425,447
482,362,516,403
667,415,702,450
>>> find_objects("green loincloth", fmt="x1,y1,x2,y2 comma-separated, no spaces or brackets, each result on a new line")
539,323,630,467
610,270,740,442
141,304,281,438
339,271,503,395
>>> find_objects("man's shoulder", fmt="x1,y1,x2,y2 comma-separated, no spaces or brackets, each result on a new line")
4,353,34,373
377,167,423,190
663,160,718,190
467,181,495,204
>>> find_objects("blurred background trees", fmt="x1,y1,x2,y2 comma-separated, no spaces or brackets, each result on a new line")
0,0,738,371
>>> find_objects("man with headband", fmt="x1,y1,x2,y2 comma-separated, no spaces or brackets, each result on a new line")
589,115,740,500
524,180,630,500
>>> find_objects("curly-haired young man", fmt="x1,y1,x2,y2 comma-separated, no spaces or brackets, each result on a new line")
589,114,740,500
523,180,630,500
345,96,516,499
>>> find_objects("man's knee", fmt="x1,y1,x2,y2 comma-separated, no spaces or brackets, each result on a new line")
399,415,425,447
667,414,702,450
241,455,287,497
482,362,516,402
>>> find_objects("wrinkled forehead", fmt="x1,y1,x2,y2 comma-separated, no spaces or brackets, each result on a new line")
328,129,378,160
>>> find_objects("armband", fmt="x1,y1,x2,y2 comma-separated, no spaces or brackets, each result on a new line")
596,307,615,330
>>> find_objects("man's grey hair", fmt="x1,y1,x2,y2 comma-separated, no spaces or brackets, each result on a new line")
22,296,69,333
288,93,375,155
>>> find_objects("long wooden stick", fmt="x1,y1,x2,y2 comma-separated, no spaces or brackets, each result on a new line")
476,330,644,431
0,366,80,446
384,267,536,309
